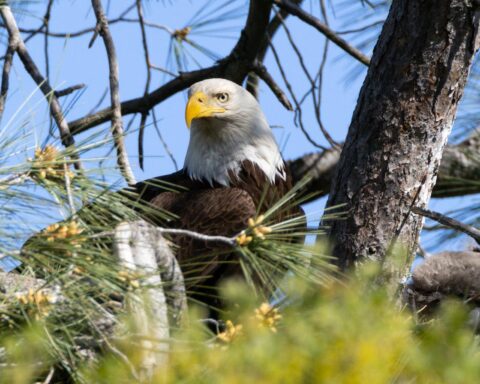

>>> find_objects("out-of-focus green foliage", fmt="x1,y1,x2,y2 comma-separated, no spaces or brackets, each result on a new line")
32,264,477,384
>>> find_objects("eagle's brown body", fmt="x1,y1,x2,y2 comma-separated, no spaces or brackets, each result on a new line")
134,160,301,310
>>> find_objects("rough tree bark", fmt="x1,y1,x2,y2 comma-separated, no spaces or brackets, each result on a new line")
325,0,480,269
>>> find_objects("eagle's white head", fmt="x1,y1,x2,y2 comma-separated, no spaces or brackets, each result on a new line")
184,78,285,186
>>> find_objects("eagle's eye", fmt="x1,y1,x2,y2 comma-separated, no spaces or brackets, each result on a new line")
215,92,229,103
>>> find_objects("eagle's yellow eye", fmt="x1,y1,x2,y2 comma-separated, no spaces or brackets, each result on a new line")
216,92,229,103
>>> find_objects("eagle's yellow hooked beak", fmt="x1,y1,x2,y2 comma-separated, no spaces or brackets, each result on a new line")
185,91,226,128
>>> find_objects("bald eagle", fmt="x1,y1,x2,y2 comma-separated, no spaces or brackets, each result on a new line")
132,78,303,311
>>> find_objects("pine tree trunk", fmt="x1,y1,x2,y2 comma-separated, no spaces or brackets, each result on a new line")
326,0,480,269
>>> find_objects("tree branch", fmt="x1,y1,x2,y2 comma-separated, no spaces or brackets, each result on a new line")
0,4,82,169
246,0,304,97
0,33,14,122
251,61,293,111
136,0,152,171
69,0,273,135
91,0,136,185
54,83,85,98
113,221,172,375
69,65,223,135
412,206,480,244
288,146,341,199
272,0,371,66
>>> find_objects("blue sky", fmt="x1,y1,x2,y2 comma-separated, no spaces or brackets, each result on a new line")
3,0,477,253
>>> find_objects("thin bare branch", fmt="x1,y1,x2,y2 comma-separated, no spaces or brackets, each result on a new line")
155,227,236,247
412,206,480,245
91,0,136,185
0,4,82,169
43,0,54,80
152,108,178,171
0,15,172,40
336,20,385,35
137,0,152,171
277,13,339,148
273,0,371,66
0,36,14,122
54,83,86,98
150,64,176,77
268,41,327,150
95,226,236,246
251,61,293,111
88,87,109,115
246,0,304,97
138,112,148,170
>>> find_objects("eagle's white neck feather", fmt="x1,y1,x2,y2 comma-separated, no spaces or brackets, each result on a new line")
184,110,285,187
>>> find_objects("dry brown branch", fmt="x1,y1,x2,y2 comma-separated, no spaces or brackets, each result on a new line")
91,0,136,185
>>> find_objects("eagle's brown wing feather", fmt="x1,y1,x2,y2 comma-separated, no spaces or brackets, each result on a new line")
149,187,256,289
133,164,303,311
